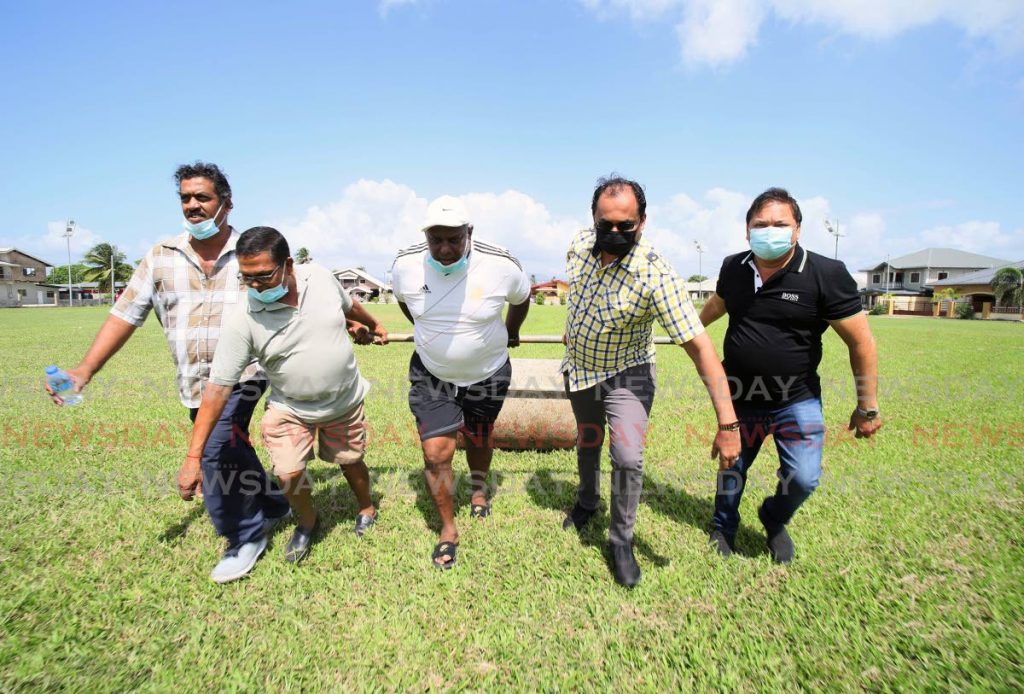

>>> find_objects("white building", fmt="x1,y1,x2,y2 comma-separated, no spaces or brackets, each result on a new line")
333,267,392,302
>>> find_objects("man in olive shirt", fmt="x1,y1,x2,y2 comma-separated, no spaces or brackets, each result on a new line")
182,226,388,567
700,187,882,563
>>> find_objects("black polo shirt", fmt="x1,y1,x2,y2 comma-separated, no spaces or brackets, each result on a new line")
716,245,862,406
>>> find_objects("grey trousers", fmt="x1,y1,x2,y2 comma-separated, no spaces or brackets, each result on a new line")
565,364,656,545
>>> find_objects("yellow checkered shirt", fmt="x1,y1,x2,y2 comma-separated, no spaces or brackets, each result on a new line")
561,229,704,391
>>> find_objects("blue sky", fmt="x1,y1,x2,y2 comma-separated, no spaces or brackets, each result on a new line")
2,0,1021,281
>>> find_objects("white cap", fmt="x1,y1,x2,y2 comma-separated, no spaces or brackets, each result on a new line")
422,195,470,231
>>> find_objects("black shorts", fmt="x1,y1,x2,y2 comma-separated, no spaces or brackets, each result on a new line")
408,351,512,442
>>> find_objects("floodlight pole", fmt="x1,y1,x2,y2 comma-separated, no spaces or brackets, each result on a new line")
694,240,705,300
825,218,844,260
64,220,75,307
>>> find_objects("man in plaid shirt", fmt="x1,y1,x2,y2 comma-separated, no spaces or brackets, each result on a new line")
561,176,741,587
50,162,292,583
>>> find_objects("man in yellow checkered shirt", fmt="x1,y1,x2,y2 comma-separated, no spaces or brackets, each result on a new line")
561,176,741,587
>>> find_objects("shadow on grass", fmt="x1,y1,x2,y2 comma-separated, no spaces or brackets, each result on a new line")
525,469,671,569
405,469,508,534
158,503,205,544
302,466,386,545
643,472,766,558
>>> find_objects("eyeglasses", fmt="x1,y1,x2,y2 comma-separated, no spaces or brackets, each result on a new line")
594,220,638,234
237,265,282,284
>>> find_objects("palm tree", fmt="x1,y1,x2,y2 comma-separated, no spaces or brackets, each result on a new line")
992,266,1023,308
81,243,133,297
295,247,312,264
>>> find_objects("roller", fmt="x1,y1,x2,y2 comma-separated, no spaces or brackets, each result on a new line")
385,334,673,450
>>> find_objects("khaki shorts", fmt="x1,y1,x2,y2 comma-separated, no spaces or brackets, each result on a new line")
261,402,367,475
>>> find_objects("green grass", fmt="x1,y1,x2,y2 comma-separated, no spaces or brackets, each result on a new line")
1,305,1022,690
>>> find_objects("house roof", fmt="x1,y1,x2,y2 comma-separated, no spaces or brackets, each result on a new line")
333,267,388,289
39,281,126,289
682,276,718,293
531,279,569,291
861,288,929,296
0,247,56,268
931,260,1024,287
859,248,1011,272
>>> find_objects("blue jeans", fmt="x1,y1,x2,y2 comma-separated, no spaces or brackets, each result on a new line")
712,397,825,536
189,380,290,547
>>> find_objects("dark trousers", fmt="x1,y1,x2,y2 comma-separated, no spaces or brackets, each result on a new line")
566,364,656,545
189,380,290,547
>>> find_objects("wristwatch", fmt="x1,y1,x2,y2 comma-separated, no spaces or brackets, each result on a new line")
855,407,879,420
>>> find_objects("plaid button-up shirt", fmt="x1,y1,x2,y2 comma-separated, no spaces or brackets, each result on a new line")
111,229,259,408
561,229,704,392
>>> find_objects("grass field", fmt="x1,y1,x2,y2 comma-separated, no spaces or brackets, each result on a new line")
1,305,1022,690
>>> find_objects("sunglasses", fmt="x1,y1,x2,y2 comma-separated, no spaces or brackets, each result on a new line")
237,264,283,284
594,220,639,234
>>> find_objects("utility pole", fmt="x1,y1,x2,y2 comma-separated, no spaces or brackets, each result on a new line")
64,220,75,307
824,218,844,260
110,244,116,306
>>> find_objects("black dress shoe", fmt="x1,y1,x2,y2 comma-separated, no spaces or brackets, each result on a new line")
562,503,597,531
709,529,735,557
284,523,316,564
758,500,794,564
608,542,641,588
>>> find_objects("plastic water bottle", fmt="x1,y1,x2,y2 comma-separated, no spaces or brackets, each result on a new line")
45,365,83,406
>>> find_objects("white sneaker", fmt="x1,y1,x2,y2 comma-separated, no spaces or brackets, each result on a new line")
209,535,269,584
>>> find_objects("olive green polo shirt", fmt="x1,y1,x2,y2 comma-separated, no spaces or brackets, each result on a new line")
209,263,369,423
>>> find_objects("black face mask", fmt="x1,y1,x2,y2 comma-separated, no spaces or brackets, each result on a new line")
595,228,636,257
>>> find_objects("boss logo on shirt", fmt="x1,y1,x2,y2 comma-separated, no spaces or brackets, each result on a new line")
782,292,800,302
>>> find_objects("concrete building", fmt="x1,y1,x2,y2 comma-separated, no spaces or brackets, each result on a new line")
0,248,56,307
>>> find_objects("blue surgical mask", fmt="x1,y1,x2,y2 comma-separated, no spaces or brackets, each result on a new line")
183,203,225,240
426,244,470,276
248,270,288,303
749,227,794,260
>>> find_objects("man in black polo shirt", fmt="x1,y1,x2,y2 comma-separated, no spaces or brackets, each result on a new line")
699,187,882,563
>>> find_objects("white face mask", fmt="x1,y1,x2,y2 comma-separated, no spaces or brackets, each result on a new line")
183,202,225,240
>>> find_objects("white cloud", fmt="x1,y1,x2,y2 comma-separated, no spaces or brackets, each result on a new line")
579,0,1024,66
811,211,888,273
1,221,150,271
644,187,750,277
44,222,101,254
579,0,684,21
677,0,765,67
772,0,1024,52
378,0,423,16
274,179,1022,290
645,190,893,277
275,180,586,280
916,220,1024,259
19,222,103,266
